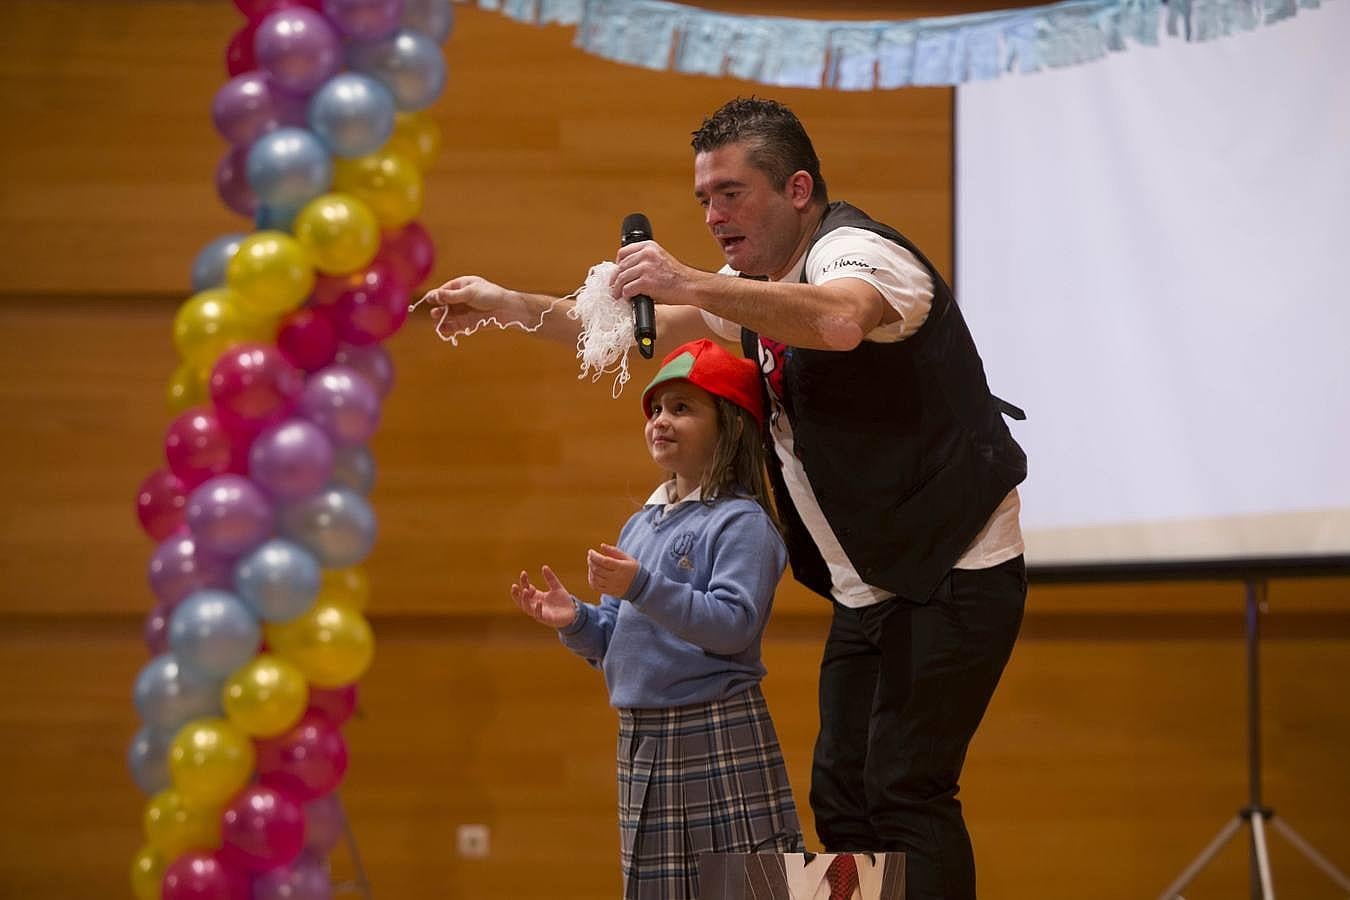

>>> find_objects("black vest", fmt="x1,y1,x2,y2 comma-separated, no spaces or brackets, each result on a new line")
740,201,1026,602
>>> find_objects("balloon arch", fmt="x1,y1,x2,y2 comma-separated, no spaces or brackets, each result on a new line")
129,2,451,897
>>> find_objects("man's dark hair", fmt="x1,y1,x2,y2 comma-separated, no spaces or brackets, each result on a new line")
691,97,828,206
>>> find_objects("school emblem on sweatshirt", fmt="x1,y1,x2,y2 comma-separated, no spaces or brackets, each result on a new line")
670,532,696,570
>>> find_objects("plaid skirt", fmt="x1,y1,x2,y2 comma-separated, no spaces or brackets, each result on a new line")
617,685,803,900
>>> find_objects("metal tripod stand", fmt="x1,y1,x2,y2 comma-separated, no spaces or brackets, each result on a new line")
1157,579,1350,899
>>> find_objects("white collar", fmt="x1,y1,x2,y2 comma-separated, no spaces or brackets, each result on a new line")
644,482,702,510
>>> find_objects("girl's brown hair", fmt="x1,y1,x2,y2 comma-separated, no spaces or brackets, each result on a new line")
695,396,781,533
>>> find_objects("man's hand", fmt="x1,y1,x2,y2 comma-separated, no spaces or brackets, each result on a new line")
509,566,578,629
419,275,527,331
587,543,641,598
612,240,702,307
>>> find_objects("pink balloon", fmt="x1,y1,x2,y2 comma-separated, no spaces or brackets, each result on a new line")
235,0,322,19
255,8,342,95
333,343,394,398
185,473,275,559
136,468,188,540
161,851,249,900
252,850,333,900
299,366,380,447
149,531,233,606
210,343,305,436
330,258,409,346
379,221,435,288
323,0,404,41
276,308,339,372
257,711,349,802
307,683,358,726
220,785,306,873
301,794,345,855
165,406,245,489
215,144,258,218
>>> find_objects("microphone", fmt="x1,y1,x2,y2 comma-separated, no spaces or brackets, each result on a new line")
620,212,657,359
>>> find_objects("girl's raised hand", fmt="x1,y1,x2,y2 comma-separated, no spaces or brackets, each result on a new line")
509,565,578,629
587,543,640,598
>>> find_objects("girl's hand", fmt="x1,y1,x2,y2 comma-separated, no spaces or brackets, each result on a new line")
509,566,577,629
587,543,640,598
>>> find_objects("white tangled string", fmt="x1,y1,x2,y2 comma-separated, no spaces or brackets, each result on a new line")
410,261,636,398
567,261,636,398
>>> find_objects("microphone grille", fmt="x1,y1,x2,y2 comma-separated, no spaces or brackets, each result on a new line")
621,213,652,243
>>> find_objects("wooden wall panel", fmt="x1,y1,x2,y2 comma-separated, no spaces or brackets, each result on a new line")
0,619,1347,899
0,3,1347,900
0,2,957,297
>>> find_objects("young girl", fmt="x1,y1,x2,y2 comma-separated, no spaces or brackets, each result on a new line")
510,338,803,899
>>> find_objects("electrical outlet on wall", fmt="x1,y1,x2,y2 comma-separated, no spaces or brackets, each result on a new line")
456,823,490,859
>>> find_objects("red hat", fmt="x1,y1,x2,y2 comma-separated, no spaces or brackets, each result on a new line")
641,339,765,425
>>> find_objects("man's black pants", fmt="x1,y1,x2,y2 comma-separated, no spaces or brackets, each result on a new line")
809,555,1026,900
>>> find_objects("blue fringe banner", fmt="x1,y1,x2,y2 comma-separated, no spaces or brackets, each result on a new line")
467,0,1333,87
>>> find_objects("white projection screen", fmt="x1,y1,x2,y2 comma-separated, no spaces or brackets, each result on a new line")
955,2,1350,576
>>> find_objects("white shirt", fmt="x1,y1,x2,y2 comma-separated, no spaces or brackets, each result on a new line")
786,853,887,900
703,226,1023,607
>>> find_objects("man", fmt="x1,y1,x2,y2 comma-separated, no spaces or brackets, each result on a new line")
424,97,1027,900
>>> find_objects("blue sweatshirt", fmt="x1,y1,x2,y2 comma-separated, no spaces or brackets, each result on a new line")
558,486,788,709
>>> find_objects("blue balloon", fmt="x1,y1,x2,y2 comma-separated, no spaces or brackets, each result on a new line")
331,444,376,495
191,232,246,292
346,29,447,112
246,126,334,211
168,589,262,679
132,653,223,734
127,725,173,795
279,486,377,568
255,203,303,232
402,0,455,44
234,537,322,623
308,72,397,158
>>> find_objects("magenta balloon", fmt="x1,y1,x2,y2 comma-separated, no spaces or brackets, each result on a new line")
257,711,349,802
149,532,233,606
301,794,345,854
161,851,249,900
255,8,342,94
298,365,380,447
330,258,409,346
165,406,243,490
252,850,334,900
216,144,259,217
307,683,358,727
332,343,394,398
276,308,339,373
378,220,434,288
323,0,404,40
248,418,335,500
220,785,306,873
185,473,275,559
136,468,188,541
210,343,306,434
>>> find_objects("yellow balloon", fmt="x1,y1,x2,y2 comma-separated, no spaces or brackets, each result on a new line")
293,193,380,276
333,151,423,228
226,230,316,318
168,717,256,808
223,653,309,738
172,287,253,369
130,845,165,900
144,788,221,859
386,112,442,171
266,600,374,688
167,361,209,413
320,566,370,611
